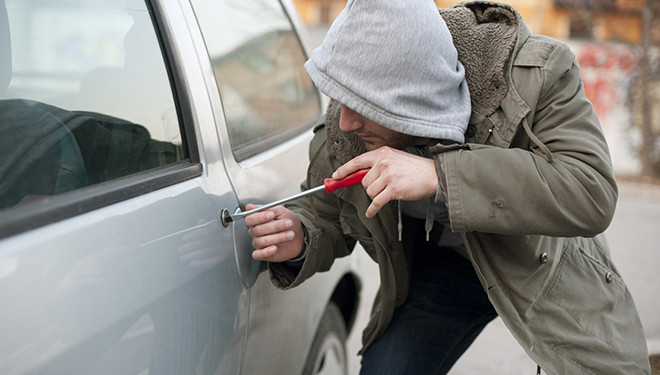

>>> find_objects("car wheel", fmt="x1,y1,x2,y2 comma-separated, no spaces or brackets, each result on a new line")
302,301,348,375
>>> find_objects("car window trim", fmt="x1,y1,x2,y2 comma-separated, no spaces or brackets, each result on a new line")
0,161,203,239
149,0,200,164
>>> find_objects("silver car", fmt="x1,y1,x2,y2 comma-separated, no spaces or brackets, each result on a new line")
0,0,362,373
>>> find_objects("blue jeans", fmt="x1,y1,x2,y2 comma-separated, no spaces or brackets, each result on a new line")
360,241,498,375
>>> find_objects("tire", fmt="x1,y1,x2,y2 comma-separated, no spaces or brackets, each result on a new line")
302,301,348,375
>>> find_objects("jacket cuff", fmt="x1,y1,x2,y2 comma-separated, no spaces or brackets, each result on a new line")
433,153,448,204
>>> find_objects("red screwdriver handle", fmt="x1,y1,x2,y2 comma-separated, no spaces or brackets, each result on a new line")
323,168,370,194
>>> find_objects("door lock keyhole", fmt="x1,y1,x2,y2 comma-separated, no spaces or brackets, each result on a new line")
220,208,231,228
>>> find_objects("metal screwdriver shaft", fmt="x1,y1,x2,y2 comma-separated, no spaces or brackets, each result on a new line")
226,168,369,222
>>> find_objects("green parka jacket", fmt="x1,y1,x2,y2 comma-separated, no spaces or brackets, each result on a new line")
270,1,650,374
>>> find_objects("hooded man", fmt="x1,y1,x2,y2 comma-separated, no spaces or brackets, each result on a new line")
245,1,651,374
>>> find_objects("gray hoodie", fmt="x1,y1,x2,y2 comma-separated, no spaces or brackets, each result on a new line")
304,0,471,143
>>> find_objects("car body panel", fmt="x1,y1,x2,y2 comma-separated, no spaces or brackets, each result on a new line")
178,1,361,373
0,178,247,374
0,0,361,374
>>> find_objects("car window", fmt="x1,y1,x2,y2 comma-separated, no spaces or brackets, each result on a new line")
189,0,321,161
0,0,184,210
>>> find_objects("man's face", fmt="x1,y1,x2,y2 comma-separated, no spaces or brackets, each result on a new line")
339,106,429,151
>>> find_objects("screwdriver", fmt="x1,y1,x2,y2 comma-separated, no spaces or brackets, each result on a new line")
225,168,369,223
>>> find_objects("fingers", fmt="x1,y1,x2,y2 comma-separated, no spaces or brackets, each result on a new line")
251,245,279,261
249,223,296,249
244,204,304,262
332,147,401,182
333,147,438,218
245,209,295,240
243,204,268,225
366,187,394,218
244,204,288,227
361,168,388,218
342,150,398,217
332,150,381,179
250,230,301,262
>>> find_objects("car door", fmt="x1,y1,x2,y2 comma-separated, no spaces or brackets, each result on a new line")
185,1,362,374
0,0,248,373
186,0,323,288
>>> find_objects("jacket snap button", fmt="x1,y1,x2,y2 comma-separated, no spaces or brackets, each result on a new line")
539,252,548,264
605,272,613,283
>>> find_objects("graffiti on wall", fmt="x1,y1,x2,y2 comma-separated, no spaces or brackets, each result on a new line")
574,43,637,119
570,41,659,176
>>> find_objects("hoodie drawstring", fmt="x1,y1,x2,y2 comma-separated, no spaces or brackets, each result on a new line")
396,197,434,243
425,197,434,241
397,200,403,241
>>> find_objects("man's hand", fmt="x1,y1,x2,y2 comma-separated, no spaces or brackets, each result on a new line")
332,146,438,218
245,204,305,262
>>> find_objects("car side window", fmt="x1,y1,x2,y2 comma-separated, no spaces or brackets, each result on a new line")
0,0,184,210
189,0,321,161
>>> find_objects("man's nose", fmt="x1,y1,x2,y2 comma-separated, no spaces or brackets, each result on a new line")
339,106,364,132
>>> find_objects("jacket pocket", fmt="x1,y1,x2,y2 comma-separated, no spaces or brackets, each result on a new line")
542,240,629,347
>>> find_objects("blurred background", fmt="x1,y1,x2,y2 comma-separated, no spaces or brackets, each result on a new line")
291,1,660,374
295,0,660,181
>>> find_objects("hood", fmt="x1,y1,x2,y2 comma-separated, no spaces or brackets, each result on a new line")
305,0,471,143
323,1,527,164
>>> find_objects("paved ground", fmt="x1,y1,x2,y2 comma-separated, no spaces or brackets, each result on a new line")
345,180,660,374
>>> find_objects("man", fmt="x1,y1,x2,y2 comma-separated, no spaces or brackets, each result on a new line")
246,0,651,374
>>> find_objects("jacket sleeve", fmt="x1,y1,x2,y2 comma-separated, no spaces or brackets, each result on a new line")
268,126,356,289
437,41,617,237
